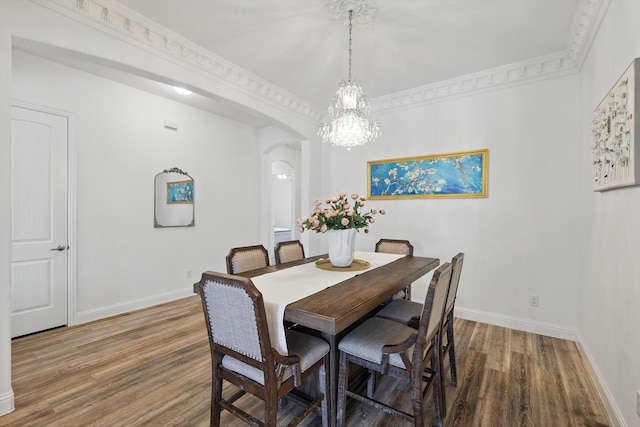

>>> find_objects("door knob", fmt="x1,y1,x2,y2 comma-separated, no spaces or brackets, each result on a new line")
50,245,66,251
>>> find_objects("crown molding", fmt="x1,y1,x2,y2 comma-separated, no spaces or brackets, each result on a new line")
31,0,325,124
371,52,575,113
566,0,612,68
30,0,610,119
370,0,611,113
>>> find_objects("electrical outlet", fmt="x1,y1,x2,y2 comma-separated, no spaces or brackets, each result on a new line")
636,390,640,418
529,295,539,307
186,269,192,279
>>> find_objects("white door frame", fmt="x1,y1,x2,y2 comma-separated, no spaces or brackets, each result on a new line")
13,101,77,328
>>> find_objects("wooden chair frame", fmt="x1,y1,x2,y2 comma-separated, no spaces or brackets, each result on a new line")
375,239,414,299
373,252,465,416
442,252,464,387
336,263,452,427
225,245,270,274
374,238,414,256
274,240,305,265
196,272,329,427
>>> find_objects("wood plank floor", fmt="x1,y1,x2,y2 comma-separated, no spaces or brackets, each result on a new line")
0,296,610,426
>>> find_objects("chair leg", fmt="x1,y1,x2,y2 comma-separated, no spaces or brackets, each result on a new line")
411,374,425,427
320,355,330,427
432,334,445,427
439,333,447,418
366,369,376,398
210,358,223,427
265,390,278,427
336,352,349,427
447,313,457,386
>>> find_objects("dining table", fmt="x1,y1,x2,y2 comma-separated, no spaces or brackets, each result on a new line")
197,250,440,426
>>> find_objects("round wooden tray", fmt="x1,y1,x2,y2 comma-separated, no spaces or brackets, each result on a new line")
315,258,370,272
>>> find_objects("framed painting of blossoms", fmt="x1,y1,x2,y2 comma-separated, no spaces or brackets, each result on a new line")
368,149,488,199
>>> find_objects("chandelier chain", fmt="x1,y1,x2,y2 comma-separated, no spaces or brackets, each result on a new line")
348,9,353,82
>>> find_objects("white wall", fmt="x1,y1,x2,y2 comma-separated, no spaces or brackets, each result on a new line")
577,1,640,425
12,50,260,319
325,75,583,336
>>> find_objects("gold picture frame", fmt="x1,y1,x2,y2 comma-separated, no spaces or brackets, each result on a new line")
368,149,488,199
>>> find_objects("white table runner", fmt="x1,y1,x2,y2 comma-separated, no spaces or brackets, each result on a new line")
251,251,404,354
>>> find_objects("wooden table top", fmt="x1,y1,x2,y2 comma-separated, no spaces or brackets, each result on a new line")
235,254,440,335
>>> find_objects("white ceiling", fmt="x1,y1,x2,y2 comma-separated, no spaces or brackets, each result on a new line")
115,0,581,110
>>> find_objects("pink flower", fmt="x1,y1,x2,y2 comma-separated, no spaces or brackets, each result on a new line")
320,224,327,233
351,193,359,199
359,201,365,207
339,192,347,197
312,218,320,227
360,196,367,201
331,197,338,203
314,199,323,206
347,210,354,216
341,218,350,226
343,203,350,210
315,207,322,213
324,209,333,217
298,226,304,233
371,208,377,214
380,209,386,215
369,217,375,223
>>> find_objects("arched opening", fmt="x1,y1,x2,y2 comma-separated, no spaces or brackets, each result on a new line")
271,160,295,249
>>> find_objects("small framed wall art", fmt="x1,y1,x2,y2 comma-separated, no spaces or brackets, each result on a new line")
166,180,194,204
368,149,488,199
592,58,640,191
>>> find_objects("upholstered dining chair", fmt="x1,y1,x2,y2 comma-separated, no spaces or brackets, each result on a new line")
196,271,330,427
274,240,305,265
375,238,414,299
376,252,465,390
336,262,452,427
226,244,270,274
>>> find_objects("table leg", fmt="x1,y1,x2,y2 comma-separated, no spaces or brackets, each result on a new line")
322,332,338,427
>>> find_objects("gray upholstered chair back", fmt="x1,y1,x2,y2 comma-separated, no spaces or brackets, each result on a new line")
445,253,464,314
196,271,330,427
417,262,451,352
226,245,269,274
375,239,414,256
201,278,264,361
275,240,305,264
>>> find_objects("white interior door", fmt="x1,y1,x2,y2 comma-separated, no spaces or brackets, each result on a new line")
11,106,68,338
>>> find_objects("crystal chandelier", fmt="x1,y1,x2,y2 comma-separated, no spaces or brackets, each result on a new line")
318,9,380,150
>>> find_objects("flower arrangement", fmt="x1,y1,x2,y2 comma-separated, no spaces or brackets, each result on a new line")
298,192,385,233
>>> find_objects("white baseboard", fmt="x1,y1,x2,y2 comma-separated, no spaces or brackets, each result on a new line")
575,333,625,427
0,389,14,417
75,287,195,325
454,306,577,341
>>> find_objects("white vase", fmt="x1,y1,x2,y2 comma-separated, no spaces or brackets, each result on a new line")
326,228,357,267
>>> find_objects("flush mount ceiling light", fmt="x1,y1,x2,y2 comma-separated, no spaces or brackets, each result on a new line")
173,86,192,95
318,2,380,150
